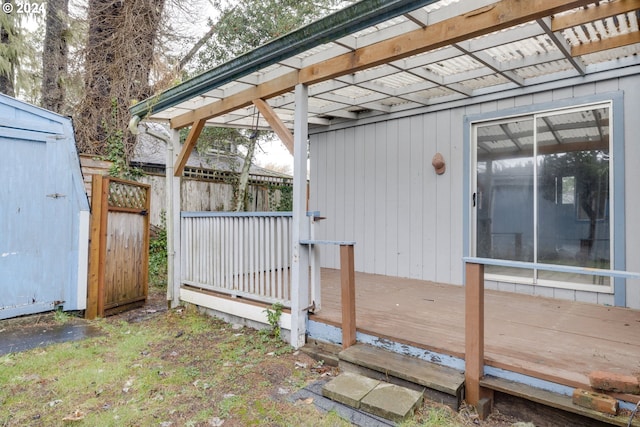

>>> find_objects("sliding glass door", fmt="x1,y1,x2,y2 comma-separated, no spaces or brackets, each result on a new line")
473,103,611,289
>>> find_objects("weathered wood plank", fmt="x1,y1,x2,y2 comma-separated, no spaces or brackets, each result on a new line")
340,244,356,349
85,174,104,320
465,262,485,406
482,376,640,427
312,268,640,392
340,343,464,397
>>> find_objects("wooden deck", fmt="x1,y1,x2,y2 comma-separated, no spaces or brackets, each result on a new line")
310,269,640,397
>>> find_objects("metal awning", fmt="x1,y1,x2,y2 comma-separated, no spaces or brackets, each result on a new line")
130,0,640,138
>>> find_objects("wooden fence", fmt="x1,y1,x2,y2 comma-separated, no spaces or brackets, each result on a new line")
181,212,293,306
86,176,151,318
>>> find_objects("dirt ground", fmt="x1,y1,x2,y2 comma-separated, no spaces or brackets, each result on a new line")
104,287,528,426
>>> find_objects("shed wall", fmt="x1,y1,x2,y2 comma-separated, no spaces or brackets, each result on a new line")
0,95,89,318
309,73,640,309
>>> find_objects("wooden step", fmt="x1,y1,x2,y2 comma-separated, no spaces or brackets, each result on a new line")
338,343,464,408
301,338,341,367
481,375,640,427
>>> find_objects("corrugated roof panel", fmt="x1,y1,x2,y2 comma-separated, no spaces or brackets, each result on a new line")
309,97,338,109
414,86,456,99
515,60,574,79
581,44,640,64
459,73,510,91
380,97,412,107
350,15,408,39
484,35,556,63
426,55,483,77
331,85,374,99
373,71,424,89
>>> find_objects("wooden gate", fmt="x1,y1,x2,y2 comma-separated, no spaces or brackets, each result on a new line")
86,175,151,318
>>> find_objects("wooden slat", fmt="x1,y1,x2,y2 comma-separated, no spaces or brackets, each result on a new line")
340,244,356,349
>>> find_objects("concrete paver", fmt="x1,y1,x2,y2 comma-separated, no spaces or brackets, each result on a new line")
360,382,424,422
322,372,380,408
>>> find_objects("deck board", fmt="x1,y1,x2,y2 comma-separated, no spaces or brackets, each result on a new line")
310,269,640,391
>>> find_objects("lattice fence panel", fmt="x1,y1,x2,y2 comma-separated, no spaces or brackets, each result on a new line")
108,180,148,209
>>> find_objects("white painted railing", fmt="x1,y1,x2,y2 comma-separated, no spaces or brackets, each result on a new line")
181,212,293,306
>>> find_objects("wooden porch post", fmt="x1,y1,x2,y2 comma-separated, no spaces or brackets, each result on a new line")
465,262,485,406
290,83,310,349
86,174,106,319
340,244,356,349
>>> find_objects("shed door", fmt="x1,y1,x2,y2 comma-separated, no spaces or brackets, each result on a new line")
0,136,72,319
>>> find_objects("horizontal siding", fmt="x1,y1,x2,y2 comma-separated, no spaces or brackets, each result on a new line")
310,74,640,309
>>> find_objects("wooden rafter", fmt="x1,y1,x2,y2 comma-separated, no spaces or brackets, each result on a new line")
169,0,594,131
174,119,205,176
252,98,294,154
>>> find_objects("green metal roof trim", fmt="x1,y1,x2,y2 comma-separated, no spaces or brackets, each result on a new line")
130,0,441,120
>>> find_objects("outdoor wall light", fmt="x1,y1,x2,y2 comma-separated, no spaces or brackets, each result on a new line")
432,152,446,175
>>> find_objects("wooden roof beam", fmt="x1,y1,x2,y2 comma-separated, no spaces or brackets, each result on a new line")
552,0,640,32
252,98,294,154
298,0,593,85
572,30,640,56
171,0,594,130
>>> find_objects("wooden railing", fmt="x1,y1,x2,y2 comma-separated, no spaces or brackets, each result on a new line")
181,212,293,306
463,257,640,407
301,239,357,349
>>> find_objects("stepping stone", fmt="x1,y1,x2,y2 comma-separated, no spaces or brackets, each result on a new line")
360,382,424,423
322,373,380,408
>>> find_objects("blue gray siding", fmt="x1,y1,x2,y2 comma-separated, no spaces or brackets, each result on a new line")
0,95,90,319
309,70,640,309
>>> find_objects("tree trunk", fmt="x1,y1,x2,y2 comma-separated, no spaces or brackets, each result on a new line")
75,0,165,159
42,0,69,113
0,0,16,97
234,136,258,211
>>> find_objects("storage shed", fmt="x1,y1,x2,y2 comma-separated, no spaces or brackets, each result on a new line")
0,94,90,319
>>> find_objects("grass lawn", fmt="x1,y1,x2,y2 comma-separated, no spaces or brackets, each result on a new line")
0,292,519,426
